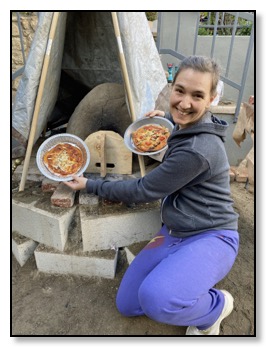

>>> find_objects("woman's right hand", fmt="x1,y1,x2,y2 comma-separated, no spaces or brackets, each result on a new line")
64,174,87,191
144,110,165,118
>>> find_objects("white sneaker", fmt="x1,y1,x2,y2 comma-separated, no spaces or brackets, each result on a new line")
186,290,234,335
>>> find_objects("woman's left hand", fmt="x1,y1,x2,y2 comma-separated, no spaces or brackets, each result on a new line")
144,110,165,118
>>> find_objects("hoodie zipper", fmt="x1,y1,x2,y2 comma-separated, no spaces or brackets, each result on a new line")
160,196,167,225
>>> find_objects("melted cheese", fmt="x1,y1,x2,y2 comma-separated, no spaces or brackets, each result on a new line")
43,143,84,176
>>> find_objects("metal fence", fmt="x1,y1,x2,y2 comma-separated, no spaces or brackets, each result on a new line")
156,11,254,121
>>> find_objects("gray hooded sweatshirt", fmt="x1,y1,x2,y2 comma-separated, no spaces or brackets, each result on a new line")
86,112,238,237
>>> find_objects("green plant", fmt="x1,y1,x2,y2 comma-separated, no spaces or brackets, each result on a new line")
198,12,252,36
145,12,158,21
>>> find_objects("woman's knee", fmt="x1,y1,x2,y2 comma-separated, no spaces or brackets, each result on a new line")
116,290,142,317
138,282,198,324
116,292,132,317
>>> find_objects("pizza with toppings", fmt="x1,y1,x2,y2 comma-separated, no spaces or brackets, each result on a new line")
132,124,170,152
43,142,84,177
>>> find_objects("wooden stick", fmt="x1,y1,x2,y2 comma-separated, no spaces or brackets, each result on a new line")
19,12,60,191
111,12,146,177
99,132,107,177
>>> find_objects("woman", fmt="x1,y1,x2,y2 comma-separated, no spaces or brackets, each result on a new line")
65,55,239,335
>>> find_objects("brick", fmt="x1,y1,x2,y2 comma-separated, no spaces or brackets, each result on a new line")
230,166,238,175
42,178,60,192
235,167,248,183
51,183,76,207
247,147,254,185
247,158,254,186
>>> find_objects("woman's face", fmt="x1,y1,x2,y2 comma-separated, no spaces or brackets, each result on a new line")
170,68,216,129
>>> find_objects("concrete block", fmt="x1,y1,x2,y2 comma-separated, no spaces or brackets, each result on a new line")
34,244,118,279
13,157,45,182
79,190,99,206
12,231,38,266
247,147,254,185
124,241,148,264
80,202,161,252
12,197,76,251
229,169,235,182
209,104,236,114
235,167,248,183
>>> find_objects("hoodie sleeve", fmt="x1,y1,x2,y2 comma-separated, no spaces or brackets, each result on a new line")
86,148,210,204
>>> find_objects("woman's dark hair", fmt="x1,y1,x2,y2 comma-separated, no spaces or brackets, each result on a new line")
173,55,221,96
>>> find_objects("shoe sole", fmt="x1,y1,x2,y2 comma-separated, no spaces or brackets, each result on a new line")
186,290,234,335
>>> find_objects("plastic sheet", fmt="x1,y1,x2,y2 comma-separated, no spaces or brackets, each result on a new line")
12,12,167,158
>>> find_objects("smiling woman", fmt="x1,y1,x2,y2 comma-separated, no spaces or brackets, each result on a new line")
168,55,220,129
64,55,240,336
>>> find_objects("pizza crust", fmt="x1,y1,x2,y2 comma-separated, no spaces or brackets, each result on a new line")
132,124,170,152
43,142,84,177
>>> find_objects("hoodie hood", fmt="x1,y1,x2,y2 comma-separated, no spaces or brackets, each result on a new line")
168,111,229,144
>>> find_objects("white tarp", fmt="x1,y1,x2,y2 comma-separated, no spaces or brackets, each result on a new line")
12,12,167,157
117,12,167,117
12,13,67,151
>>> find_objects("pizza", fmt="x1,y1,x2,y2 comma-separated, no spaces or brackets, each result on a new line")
43,142,84,177
132,124,170,152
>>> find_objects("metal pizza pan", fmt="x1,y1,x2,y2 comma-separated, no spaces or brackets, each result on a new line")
123,116,174,156
36,133,90,182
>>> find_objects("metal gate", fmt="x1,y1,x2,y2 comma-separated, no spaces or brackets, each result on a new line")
156,11,254,121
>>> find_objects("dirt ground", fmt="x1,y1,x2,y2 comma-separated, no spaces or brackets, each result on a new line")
11,181,254,336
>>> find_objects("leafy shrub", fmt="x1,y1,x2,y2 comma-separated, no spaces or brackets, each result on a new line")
145,12,158,21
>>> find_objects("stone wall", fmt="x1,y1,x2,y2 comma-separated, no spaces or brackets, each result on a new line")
12,12,38,95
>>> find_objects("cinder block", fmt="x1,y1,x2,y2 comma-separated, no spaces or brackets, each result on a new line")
80,202,161,252
12,231,38,266
12,197,76,251
125,241,148,264
79,189,99,206
34,244,118,279
229,169,235,182
13,157,45,182
209,104,236,114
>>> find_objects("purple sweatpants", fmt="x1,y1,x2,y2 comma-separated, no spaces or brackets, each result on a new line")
116,225,239,330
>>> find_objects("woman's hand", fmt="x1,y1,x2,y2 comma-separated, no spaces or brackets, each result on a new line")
144,110,165,118
64,174,87,191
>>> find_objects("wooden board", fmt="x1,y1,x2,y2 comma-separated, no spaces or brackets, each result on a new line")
85,131,132,175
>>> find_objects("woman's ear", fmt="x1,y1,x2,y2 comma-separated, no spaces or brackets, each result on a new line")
207,93,217,108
